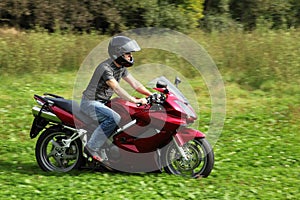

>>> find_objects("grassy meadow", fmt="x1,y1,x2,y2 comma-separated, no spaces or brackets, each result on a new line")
0,28,299,199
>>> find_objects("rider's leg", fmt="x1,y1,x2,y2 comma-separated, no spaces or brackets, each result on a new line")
80,99,121,153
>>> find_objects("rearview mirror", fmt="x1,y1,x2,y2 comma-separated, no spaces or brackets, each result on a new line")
174,76,181,88
156,80,167,88
156,80,169,94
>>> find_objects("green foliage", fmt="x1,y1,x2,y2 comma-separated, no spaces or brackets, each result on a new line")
165,0,205,28
1,29,300,92
0,0,125,33
202,0,300,31
2,0,300,32
290,0,300,26
0,30,106,74
229,0,292,30
0,0,205,34
190,29,300,91
146,3,197,32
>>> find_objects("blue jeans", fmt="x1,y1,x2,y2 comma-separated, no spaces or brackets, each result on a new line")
80,98,121,151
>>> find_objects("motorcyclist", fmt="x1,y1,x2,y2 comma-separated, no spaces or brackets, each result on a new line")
80,36,152,162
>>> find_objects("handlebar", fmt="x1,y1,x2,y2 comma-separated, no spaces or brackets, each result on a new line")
136,93,166,107
148,93,165,104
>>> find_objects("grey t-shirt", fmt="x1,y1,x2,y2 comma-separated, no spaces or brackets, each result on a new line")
82,58,129,101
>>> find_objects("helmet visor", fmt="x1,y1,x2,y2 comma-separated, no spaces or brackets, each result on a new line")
121,40,141,53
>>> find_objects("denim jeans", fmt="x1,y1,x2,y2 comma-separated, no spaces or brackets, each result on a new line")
80,97,121,151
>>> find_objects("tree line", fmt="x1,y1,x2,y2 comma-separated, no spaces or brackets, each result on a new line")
203,0,300,31
1,0,300,34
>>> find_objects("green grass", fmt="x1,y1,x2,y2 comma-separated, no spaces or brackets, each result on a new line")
0,71,299,199
1,27,299,199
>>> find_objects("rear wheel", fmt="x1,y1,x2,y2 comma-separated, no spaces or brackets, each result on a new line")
163,138,214,178
35,126,83,172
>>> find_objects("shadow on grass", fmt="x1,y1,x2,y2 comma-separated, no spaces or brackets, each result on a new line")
0,160,162,178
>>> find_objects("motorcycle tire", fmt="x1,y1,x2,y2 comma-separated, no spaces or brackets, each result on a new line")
35,125,83,172
163,138,214,178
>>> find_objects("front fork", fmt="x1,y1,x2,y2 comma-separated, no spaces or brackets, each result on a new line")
172,136,189,161
172,127,206,161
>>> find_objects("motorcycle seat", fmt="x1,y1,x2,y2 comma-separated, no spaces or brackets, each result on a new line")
44,97,97,125
45,97,75,114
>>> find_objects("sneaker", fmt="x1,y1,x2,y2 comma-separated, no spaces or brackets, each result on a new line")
84,145,103,162
99,161,113,171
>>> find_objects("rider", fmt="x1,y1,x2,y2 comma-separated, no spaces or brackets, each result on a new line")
80,36,152,162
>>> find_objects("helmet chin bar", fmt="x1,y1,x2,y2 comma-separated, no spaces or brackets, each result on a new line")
115,56,134,67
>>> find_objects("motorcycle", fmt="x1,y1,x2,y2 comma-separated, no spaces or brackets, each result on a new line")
29,76,214,178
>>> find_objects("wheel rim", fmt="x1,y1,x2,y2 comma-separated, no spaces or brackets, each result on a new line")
165,139,208,177
40,132,80,172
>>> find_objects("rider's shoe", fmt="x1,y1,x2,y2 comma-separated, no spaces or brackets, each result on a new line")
100,160,113,171
99,149,113,171
84,145,103,162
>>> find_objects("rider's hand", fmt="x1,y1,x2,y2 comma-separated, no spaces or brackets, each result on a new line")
135,97,148,105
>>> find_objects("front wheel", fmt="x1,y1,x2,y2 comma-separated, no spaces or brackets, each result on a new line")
35,126,83,172
163,138,214,178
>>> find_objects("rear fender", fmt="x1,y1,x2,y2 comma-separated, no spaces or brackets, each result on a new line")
174,127,205,146
30,117,49,139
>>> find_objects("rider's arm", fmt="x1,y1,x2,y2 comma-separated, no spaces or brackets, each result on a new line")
106,78,147,104
123,74,152,96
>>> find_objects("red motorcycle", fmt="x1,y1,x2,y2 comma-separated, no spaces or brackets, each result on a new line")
30,76,214,178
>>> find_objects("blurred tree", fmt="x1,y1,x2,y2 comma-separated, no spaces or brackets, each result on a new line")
201,0,241,31
289,0,300,28
114,0,150,29
0,0,34,29
33,0,65,32
84,0,125,34
0,0,206,33
201,0,300,31
114,0,205,31
160,0,205,28
229,0,293,30
2,0,300,33
148,0,195,31
203,0,222,14
175,0,205,27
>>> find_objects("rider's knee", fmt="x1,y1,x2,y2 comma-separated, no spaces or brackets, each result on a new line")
112,113,121,125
